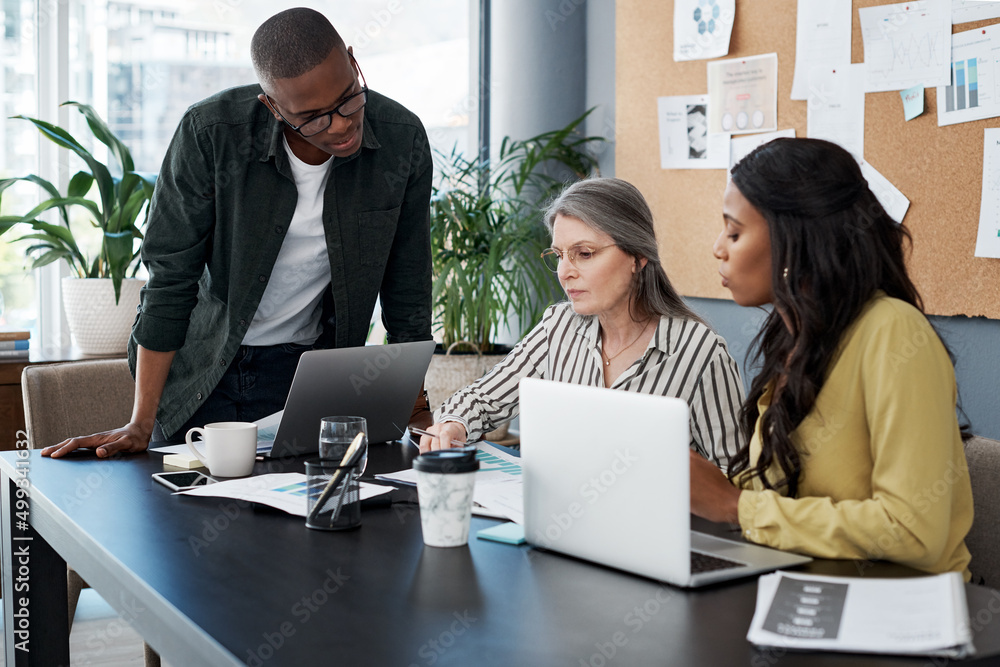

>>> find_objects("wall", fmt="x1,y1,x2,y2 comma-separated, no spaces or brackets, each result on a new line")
582,2,1000,440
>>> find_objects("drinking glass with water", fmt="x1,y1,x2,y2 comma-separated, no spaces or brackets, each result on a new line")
319,416,368,476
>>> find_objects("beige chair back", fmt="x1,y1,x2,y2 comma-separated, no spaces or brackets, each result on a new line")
964,435,1000,589
21,359,135,449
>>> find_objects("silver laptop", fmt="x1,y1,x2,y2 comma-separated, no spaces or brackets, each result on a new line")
519,377,812,588
263,340,436,459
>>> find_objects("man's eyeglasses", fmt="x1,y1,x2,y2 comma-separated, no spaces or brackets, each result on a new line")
540,244,617,272
266,54,368,138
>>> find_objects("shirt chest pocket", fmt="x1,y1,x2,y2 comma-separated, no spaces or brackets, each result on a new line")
357,206,401,268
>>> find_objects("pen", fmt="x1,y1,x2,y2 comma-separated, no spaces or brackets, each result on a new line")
407,426,478,450
307,432,366,524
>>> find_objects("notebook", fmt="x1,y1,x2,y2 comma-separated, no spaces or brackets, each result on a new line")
262,341,436,459
518,377,812,588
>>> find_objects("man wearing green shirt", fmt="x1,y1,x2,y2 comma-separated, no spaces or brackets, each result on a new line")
43,8,432,457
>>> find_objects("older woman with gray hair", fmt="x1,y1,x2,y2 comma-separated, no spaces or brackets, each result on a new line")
420,177,743,468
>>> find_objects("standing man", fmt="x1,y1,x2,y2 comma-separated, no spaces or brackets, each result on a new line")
43,8,432,457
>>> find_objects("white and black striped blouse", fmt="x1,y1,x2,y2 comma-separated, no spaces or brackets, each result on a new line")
436,302,745,468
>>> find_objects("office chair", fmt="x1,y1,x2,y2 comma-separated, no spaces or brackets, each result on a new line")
21,359,161,667
964,436,1000,589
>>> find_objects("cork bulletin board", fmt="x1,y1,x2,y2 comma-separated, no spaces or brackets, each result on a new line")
616,0,1000,318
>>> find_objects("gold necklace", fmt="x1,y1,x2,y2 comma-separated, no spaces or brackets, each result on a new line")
600,319,653,367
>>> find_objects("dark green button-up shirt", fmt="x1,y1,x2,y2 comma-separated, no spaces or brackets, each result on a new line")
129,85,432,437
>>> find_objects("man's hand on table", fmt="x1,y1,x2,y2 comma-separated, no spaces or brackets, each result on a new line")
41,422,152,459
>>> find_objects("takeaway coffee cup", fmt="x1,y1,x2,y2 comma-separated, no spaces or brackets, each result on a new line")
185,422,257,477
413,449,480,547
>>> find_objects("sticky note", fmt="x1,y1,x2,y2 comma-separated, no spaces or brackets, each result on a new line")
163,453,206,469
476,522,526,545
900,85,924,121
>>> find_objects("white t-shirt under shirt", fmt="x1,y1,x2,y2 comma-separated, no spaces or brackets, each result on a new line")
242,136,333,346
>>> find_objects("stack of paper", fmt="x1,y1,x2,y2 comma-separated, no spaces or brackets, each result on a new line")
747,571,974,658
376,443,524,524
179,473,392,517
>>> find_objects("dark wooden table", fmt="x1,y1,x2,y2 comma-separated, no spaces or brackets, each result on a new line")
2,444,999,666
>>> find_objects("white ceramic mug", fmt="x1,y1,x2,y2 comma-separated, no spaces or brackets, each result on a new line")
185,422,258,477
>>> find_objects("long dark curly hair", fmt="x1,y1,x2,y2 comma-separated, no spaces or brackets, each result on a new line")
726,138,927,497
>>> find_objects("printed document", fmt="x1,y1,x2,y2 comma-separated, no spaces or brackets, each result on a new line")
673,0,735,61
707,53,778,135
952,0,1000,24
860,159,911,223
859,1,952,92
657,95,730,169
792,0,853,100
976,128,1000,257
747,571,974,658
807,64,866,160
937,23,1000,126
377,443,524,523
729,129,796,173
179,473,392,516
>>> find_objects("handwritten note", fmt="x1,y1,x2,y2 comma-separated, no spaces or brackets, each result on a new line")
900,85,925,121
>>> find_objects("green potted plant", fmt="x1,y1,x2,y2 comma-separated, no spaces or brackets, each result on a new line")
426,111,604,425
0,101,154,354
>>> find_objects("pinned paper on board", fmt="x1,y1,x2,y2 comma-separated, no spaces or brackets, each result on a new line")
807,64,866,159
952,0,1000,24
791,0,853,101
673,0,735,61
975,128,1000,258
859,1,951,93
937,23,1000,127
901,85,925,121
657,95,730,169
860,160,910,224
707,53,778,135
729,129,797,172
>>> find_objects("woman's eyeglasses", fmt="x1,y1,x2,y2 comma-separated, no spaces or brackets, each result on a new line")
540,244,617,272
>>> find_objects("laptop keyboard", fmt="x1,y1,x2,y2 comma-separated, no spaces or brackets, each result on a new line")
691,550,745,574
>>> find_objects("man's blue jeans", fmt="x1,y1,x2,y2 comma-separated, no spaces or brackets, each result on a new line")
153,342,311,442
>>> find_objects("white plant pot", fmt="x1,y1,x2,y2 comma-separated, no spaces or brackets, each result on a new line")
61,277,144,355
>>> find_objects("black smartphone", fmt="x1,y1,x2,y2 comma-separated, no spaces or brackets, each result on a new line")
152,470,217,492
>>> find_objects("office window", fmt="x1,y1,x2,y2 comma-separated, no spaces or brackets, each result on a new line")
69,0,471,172
0,0,38,335
8,0,472,347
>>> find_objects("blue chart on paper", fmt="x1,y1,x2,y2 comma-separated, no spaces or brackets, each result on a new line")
476,447,522,476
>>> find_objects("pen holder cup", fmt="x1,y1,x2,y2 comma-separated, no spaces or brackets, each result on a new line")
305,459,361,531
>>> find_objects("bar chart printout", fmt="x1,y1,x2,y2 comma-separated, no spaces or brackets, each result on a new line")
938,24,1000,126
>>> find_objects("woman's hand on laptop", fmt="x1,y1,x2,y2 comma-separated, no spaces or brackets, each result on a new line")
41,422,152,459
689,450,741,524
419,421,468,453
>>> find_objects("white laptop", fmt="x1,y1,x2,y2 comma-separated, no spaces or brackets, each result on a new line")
262,341,436,459
519,377,812,588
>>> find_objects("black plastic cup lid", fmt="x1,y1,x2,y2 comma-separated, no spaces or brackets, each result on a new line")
412,449,480,474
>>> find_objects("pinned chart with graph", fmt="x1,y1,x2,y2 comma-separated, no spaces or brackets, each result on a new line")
859,1,951,93
975,128,1000,259
938,24,1000,126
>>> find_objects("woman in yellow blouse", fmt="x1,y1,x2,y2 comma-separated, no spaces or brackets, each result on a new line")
692,137,974,578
